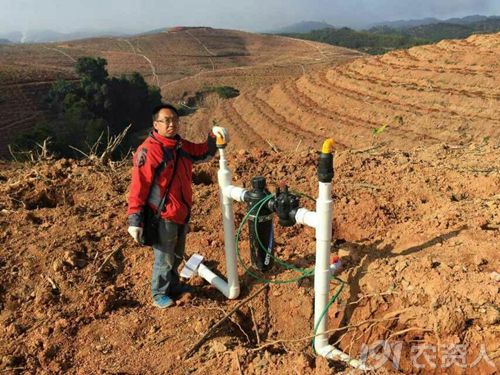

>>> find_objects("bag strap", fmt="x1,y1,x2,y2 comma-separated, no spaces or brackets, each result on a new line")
155,141,181,219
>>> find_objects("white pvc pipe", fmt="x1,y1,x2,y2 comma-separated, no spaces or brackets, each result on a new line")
314,182,370,370
316,345,369,370
314,182,333,350
208,148,240,299
222,185,247,203
295,208,318,228
197,263,236,299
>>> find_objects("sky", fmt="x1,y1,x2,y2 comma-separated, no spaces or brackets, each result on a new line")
0,0,499,34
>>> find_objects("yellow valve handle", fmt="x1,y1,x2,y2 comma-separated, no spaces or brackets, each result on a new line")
321,138,334,154
216,134,226,146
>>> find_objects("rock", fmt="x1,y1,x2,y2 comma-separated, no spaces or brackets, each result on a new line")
395,260,408,273
52,260,63,272
489,272,500,282
63,251,77,267
337,247,351,259
176,292,193,306
209,341,227,353
96,286,117,315
1,355,16,367
481,306,499,326
474,256,488,267
54,318,68,331
255,357,268,369
193,319,206,334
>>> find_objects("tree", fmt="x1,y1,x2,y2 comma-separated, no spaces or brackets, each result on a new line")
75,57,108,84
15,57,162,159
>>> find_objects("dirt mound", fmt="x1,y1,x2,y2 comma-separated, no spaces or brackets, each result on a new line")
0,140,498,373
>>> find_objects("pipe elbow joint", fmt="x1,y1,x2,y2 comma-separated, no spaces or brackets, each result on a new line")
226,286,240,300
315,344,371,371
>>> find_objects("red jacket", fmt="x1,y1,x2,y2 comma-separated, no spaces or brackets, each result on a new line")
127,131,216,225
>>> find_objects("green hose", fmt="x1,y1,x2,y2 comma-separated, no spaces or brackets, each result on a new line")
312,278,344,354
235,194,313,284
232,189,344,353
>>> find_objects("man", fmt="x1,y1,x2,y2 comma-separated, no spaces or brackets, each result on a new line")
127,104,227,308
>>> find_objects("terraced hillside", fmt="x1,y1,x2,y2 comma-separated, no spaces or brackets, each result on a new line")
0,27,362,156
202,33,499,152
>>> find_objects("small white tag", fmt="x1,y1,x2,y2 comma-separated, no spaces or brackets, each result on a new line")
180,253,204,279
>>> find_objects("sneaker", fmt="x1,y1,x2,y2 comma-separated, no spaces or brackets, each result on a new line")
152,295,174,309
170,283,194,297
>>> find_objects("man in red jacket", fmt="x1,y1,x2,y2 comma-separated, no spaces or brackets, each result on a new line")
127,104,227,308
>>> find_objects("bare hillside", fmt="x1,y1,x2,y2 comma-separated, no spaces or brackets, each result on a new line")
199,33,500,152
0,27,361,155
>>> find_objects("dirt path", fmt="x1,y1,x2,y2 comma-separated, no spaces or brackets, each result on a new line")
120,38,160,86
43,47,76,63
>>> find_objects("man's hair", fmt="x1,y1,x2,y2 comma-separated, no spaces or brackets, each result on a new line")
152,103,179,121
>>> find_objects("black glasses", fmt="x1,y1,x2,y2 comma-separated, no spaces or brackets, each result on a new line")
156,117,178,124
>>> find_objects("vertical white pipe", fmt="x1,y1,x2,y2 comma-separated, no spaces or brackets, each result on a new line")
314,182,333,349
313,182,369,370
216,148,240,299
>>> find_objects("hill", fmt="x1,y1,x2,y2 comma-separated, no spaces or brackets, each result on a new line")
372,17,500,41
193,33,499,154
369,14,499,30
279,27,429,54
281,16,500,54
269,21,335,34
0,29,133,44
0,27,362,156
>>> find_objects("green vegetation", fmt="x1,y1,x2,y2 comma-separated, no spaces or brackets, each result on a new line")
15,57,162,158
282,27,429,54
177,85,240,116
202,85,240,99
280,18,500,54
372,123,388,136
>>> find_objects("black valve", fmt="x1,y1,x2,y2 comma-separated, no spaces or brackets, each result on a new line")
269,184,300,227
245,176,274,271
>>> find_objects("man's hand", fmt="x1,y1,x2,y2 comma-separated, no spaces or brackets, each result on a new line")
128,226,143,243
212,126,229,143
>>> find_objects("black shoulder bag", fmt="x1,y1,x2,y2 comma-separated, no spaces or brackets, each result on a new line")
141,145,180,246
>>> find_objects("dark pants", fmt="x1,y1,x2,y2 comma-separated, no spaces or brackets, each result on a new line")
151,220,187,299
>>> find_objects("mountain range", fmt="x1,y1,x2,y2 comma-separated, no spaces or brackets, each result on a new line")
0,28,135,44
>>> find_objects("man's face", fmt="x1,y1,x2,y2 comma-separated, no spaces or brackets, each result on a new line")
153,108,179,138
